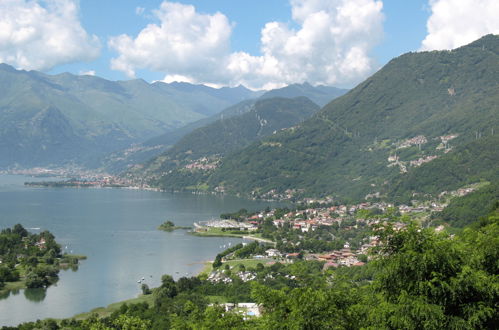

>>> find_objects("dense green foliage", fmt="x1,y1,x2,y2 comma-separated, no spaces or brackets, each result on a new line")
434,182,499,227
167,97,318,164
177,35,499,202
0,224,65,289
388,135,499,203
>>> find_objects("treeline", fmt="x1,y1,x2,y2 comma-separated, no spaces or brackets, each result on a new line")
212,242,267,268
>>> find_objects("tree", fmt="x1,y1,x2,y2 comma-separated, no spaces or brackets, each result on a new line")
157,274,177,299
12,224,28,237
371,219,499,328
141,283,151,295
213,254,223,268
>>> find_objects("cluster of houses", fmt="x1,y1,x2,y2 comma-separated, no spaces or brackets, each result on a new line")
441,187,476,198
256,188,305,201
397,135,428,149
184,157,219,171
409,155,438,167
385,133,460,173
316,247,366,269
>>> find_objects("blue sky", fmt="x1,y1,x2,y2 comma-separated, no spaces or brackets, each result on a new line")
1,0,498,90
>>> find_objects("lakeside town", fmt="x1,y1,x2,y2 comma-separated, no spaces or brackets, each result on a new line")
193,181,480,287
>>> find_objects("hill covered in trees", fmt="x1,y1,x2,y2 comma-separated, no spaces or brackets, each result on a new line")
101,83,346,173
159,34,499,202
127,97,321,190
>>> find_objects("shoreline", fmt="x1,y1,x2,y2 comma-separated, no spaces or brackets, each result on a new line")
0,254,87,296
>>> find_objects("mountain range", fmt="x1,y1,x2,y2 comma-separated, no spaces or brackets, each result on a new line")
144,34,499,202
0,65,260,168
101,84,347,172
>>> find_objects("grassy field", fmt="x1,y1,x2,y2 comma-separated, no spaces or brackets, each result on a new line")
189,228,246,238
223,258,274,269
190,229,274,245
72,291,229,320
72,294,155,320
199,258,275,276
0,279,26,295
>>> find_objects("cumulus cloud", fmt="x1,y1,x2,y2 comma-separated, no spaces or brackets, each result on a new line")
109,1,232,80
227,0,384,89
109,0,384,89
421,0,499,50
0,0,100,71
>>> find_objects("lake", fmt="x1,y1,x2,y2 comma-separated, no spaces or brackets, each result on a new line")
0,175,279,326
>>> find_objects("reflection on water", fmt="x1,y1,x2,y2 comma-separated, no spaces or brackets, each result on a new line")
24,288,47,302
0,174,284,326
60,265,79,272
0,288,20,301
0,289,11,300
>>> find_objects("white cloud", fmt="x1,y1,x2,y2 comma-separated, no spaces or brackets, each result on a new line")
109,0,384,89
421,0,499,50
79,70,96,76
0,0,100,71
109,1,232,80
228,0,384,89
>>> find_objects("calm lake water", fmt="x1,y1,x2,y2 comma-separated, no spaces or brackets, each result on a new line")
0,175,278,326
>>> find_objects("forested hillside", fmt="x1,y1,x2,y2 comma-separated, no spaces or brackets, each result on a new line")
102,83,346,173
196,35,499,201
132,97,320,191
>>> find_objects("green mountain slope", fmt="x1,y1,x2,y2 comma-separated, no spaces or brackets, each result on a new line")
100,99,257,173
131,97,320,190
387,135,499,202
103,83,346,173
433,181,499,228
0,65,258,168
143,83,345,149
182,35,499,201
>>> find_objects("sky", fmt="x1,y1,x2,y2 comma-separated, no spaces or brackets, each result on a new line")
0,0,498,90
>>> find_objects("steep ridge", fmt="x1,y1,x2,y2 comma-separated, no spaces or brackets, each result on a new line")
184,35,499,201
